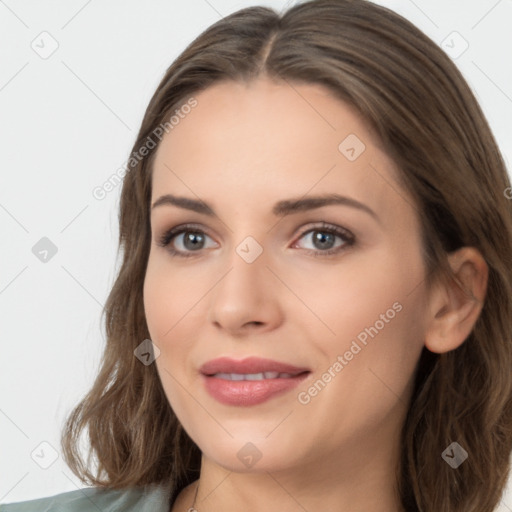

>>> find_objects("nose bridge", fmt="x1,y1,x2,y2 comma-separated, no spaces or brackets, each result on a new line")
234,234,265,266
208,231,280,331
219,233,268,298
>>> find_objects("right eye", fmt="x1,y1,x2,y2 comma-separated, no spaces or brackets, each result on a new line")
157,224,217,258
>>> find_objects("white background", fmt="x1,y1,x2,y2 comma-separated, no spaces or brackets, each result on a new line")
1,0,511,508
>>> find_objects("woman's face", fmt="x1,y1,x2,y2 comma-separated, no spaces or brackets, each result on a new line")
143,77,430,475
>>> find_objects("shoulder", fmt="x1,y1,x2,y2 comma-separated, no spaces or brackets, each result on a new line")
0,483,173,512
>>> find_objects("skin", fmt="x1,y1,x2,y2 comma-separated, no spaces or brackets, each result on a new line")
143,76,488,512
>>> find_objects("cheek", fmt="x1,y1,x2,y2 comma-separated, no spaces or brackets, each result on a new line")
143,265,196,422
143,257,209,394
292,245,424,337
143,268,170,343
143,254,205,341
294,244,427,398
293,291,425,447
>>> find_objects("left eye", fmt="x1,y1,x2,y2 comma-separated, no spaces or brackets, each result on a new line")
158,223,354,257
294,226,353,253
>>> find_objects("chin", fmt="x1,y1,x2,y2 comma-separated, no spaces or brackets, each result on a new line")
193,431,304,473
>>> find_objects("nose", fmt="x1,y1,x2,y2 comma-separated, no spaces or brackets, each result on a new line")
208,247,283,336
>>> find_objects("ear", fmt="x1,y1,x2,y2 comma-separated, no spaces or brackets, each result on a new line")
424,247,488,354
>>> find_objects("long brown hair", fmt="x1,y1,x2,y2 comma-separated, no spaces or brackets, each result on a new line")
60,1,512,510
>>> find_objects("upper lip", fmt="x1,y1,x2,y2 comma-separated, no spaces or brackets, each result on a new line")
200,356,310,376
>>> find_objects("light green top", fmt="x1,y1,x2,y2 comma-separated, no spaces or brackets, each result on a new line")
0,483,175,512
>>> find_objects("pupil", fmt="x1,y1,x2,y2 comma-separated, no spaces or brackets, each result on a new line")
184,232,204,250
314,231,334,249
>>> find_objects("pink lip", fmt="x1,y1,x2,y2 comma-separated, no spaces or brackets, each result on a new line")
200,356,311,407
200,356,310,376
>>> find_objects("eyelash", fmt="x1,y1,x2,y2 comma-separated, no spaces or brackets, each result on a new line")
157,222,355,258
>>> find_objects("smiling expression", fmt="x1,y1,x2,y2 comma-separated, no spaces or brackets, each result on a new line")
143,76,431,474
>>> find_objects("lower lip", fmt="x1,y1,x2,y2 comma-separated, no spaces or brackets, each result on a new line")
202,373,310,406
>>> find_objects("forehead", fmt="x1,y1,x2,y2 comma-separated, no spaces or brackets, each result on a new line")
150,78,409,223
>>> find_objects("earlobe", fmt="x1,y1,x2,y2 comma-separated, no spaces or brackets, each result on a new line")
424,247,488,354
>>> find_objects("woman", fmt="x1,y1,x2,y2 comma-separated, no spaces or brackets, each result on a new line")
3,0,511,511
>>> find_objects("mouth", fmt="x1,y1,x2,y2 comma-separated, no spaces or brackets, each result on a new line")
199,356,311,406
200,356,310,376
210,371,305,380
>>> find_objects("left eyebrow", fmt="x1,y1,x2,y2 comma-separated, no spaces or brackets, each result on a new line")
151,193,379,223
272,194,379,222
